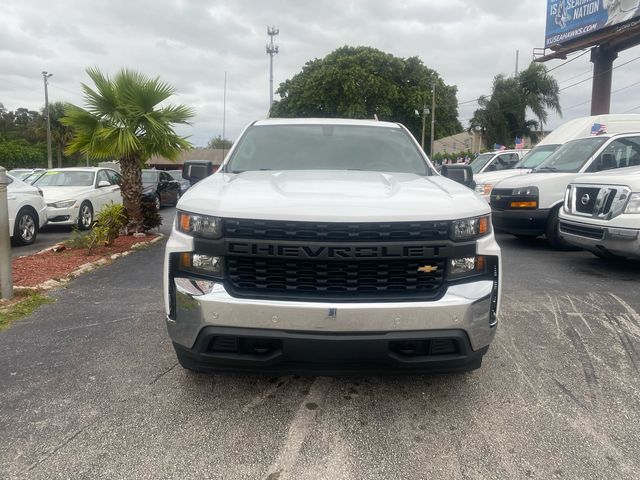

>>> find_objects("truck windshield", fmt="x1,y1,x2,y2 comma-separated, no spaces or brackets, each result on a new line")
515,145,559,169
225,124,430,175
470,153,495,174
533,137,608,173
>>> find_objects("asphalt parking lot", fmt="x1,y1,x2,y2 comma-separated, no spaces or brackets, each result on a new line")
1,216,639,479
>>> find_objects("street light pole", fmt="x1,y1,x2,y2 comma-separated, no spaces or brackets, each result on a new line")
0,166,12,300
429,83,436,158
420,104,427,150
42,71,53,170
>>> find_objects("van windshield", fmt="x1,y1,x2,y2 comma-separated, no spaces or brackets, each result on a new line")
470,153,495,174
533,137,608,173
516,145,559,169
224,124,431,175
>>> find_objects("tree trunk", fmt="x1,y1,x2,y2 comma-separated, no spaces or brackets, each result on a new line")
119,156,144,232
57,143,62,168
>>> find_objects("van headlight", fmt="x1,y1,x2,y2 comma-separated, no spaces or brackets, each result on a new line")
177,211,222,238
475,183,493,196
512,186,538,196
625,193,640,213
451,215,491,241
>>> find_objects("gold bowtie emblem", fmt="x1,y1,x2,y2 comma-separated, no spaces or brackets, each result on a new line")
417,265,438,273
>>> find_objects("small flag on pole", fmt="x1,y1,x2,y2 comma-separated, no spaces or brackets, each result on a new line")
591,123,607,135
494,143,506,151
515,137,524,149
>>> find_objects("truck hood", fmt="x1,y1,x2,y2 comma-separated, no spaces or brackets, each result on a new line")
494,172,577,189
570,165,640,187
178,170,489,222
39,186,93,203
474,169,532,185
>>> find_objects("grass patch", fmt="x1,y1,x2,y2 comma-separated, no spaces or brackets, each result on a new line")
0,291,54,331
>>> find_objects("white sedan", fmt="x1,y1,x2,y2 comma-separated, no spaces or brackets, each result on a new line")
33,167,123,230
7,174,48,245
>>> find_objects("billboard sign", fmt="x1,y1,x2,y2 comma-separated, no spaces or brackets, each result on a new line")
545,0,640,48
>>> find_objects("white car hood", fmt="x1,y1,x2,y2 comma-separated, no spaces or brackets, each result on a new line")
178,170,489,222
40,186,94,203
494,172,577,189
570,166,640,188
475,169,532,185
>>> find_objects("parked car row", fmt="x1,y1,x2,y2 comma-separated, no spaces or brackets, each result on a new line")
465,114,640,260
6,166,189,245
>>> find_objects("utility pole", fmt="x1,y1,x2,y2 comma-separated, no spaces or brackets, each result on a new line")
420,104,429,150
42,71,53,169
0,167,12,300
515,49,519,76
266,26,279,110
222,71,227,160
430,83,436,159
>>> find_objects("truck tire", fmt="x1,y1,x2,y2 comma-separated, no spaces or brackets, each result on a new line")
545,207,579,251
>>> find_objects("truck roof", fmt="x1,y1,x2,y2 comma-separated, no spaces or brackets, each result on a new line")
254,118,401,128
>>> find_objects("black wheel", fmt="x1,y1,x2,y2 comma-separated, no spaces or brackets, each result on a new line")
77,201,93,230
545,207,579,250
153,194,161,211
13,208,38,245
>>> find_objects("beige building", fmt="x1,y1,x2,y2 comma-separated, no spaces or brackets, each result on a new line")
432,131,484,156
147,148,228,170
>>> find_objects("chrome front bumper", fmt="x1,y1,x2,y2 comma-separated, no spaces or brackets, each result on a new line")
559,219,640,259
168,277,497,352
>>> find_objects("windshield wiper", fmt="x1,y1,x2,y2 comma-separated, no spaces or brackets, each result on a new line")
533,166,558,172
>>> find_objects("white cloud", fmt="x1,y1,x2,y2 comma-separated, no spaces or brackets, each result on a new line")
1,0,639,146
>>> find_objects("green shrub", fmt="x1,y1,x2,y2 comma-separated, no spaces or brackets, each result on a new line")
95,203,127,245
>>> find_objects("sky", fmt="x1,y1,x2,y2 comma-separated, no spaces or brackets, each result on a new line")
1,0,640,146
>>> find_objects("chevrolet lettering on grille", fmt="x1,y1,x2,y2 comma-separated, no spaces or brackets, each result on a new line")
226,242,447,259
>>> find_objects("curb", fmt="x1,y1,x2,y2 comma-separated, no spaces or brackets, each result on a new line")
13,233,165,293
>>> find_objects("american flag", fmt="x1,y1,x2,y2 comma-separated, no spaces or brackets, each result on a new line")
515,137,524,149
591,123,607,135
494,143,506,151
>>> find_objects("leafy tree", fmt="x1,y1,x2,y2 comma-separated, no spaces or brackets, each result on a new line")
62,68,193,231
270,46,462,145
207,135,233,149
469,63,561,147
45,102,74,167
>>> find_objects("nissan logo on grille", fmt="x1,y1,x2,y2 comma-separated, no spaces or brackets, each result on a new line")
581,193,590,205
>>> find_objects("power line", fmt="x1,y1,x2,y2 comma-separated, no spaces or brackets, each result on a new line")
559,54,640,91
622,104,640,113
564,78,640,111
546,49,590,73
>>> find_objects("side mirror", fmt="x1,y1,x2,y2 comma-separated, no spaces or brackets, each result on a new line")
441,164,475,189
182,161,215,185
97,180,110,188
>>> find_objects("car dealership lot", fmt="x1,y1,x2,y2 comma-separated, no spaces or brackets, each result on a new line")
1,227,639,479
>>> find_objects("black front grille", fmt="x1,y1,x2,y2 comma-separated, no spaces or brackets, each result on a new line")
226,257,445,301
559,221,604,240
575,187,600,214
489,189,528,210
225,218,450,242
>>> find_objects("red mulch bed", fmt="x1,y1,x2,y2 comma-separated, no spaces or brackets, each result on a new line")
12,234,160,287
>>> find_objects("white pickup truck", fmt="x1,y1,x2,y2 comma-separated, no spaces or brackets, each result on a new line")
559,165,640,259
164,118,501,374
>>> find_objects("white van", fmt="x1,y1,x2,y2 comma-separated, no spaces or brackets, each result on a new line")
474,114,640,200
491,123,640,248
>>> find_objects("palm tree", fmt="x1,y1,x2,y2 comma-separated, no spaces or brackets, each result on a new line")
62,68,193,231
42,102,74,167
469,64,561,147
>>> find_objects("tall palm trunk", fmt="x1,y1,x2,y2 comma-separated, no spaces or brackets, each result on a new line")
57,143,62,167
119,156,144,231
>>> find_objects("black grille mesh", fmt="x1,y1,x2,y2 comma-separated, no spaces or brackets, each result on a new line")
226,257,445,299
225,218,450,242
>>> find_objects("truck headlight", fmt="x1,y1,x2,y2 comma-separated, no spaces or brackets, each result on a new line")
475,183,493,196
451,215,490,241
512,186,538,196
47,199,76,208
177,211,222,238
179,253,223,276
447,256,486,279
625,193,640,214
